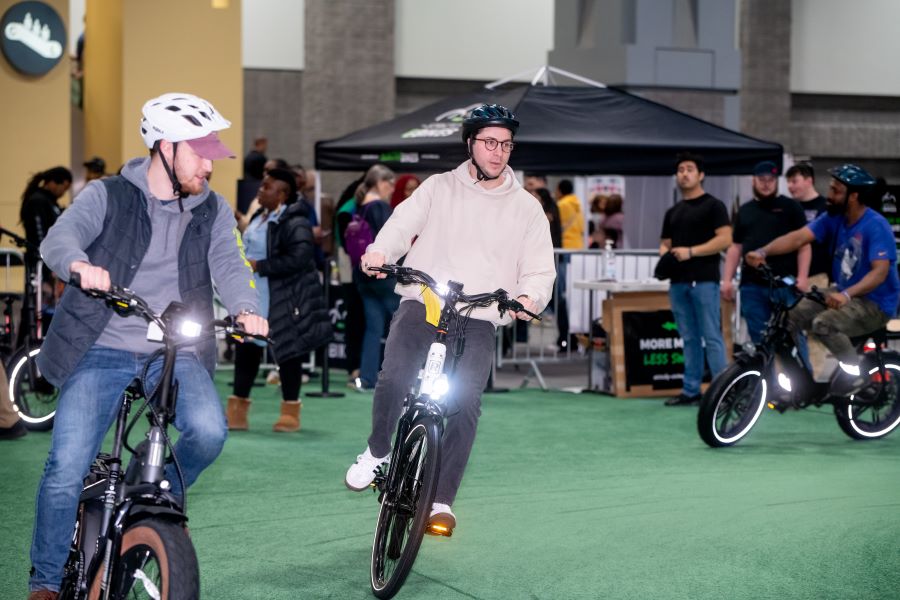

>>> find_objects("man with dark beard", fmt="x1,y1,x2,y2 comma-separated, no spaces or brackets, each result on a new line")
722,161,810,343
746,164,900,395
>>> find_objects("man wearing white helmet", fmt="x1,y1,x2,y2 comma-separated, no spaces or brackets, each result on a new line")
26,93,267,599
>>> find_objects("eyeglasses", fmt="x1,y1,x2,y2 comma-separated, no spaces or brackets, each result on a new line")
473,137,515,153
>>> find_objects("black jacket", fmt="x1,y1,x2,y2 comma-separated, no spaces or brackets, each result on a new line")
255,202,332,363
21,188,62,267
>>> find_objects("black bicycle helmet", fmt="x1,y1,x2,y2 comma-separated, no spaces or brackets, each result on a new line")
828,164,876,189
460,104,519,144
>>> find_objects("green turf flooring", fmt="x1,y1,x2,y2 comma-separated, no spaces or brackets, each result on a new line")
3,372,900,599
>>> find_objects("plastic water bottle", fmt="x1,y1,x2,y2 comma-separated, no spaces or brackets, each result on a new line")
603,239,617,281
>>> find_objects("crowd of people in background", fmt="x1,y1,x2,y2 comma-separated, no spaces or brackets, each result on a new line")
4,136,895,432
5,146,635,430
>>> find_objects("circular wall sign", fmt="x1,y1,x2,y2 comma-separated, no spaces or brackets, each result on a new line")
1,1,67,76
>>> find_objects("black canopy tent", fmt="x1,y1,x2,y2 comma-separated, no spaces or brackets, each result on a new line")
315,84,783,176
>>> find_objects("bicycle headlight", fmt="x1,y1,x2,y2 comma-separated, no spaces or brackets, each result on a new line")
777,372,792,392
179,320,203,338
431,375,450,400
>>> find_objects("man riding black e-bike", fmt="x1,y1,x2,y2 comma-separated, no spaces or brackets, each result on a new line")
745,164,899,395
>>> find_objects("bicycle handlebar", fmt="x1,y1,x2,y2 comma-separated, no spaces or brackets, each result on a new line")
370,264,542,321
0,227,37,250
754,264,827,306
69,272,271,343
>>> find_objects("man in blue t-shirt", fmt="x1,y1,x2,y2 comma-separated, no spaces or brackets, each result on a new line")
746,164,899,395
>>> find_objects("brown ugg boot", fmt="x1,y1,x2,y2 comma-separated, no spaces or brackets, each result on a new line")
272,400,301,432
226,396,251,430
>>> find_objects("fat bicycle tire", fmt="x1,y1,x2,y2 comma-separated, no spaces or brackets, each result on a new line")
370,418,440,599
88,518,198,600
697,359,768,448
7,342,57,431
834,353,900,441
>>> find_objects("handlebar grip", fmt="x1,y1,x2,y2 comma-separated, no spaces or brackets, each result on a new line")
504,299,542,322
214,318,273,344
69,272,82,288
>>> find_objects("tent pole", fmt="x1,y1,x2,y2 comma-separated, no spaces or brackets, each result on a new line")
485,66,543,90
530,66,548,86
546,66,607,88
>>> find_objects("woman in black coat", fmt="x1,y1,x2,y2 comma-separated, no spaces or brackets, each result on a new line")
226,168,332,432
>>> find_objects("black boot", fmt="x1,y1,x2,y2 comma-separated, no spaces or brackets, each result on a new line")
0,419,27,440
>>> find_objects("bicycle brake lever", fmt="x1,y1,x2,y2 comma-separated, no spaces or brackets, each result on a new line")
223,319,273,344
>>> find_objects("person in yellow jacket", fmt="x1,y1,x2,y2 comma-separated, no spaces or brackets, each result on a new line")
556,179,585,249
553,179,584,349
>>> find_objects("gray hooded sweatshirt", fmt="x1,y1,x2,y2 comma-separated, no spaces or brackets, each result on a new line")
40,157,258,356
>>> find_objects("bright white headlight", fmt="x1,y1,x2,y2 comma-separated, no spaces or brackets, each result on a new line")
431,375,450,400
435,283,449,297
180,320,203,338
777,372,792,392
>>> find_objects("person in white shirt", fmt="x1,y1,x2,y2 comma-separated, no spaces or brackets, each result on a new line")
344,104,556,535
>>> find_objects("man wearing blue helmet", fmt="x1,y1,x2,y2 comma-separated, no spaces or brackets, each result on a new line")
746,164,899,395
343,103,556,535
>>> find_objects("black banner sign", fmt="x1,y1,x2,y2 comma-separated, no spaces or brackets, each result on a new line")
622,309,686,391
326,284,348,370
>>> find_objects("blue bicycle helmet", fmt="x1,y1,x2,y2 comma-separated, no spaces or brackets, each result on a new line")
828,164,876,188
460,104,519,144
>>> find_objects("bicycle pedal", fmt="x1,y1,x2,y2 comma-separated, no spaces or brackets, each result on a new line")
425,523,453,537
766,400,790,413
425,512,455,537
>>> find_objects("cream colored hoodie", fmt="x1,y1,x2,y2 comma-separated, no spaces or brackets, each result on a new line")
367,161,556,326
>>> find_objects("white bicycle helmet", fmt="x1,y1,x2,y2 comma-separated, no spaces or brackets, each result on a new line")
140,92,231,148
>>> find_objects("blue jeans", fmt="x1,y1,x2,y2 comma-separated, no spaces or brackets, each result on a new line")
741,284,809,365
669,282,728,397
30,346,227,592
740,284,792,344
355,274,400,387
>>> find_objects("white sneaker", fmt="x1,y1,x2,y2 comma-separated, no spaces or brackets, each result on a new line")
426,503,456,536
345,447,389,491
429,502,454,519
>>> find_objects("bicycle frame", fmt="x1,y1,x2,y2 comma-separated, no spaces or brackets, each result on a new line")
741,272,892,410
65,338,185,598
367,265,541,596
378,282,462,499
61,280,266,599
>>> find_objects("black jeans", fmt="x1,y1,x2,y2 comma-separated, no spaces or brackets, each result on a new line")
368,301,495,506
233,343,304,400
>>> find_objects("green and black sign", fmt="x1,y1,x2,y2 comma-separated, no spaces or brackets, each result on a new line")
622,310,686,391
